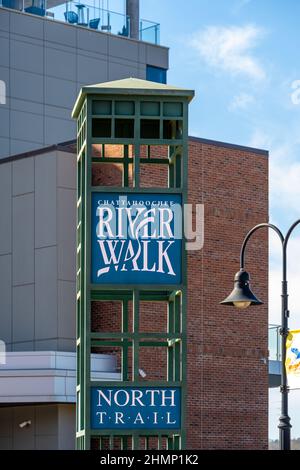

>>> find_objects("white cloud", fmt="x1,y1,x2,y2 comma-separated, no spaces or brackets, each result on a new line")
233,0,252,12
269,158,300,327
248,129,272,149
249,130,300,216
291,80,300,105
190,24,266,80
228,92,254,110
271,154,300,216
231,0,254,16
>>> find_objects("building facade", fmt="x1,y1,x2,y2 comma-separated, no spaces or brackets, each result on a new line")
0,134,268,449
0,4,167,158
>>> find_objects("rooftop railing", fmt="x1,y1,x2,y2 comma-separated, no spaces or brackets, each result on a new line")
140,19,160,45
0,1,160,44
269,324,281,361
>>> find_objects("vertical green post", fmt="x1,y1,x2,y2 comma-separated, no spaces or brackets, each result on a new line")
133,289,140,382
122,300,129,381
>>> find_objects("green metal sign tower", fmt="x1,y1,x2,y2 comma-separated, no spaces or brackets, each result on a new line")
72,78,194,450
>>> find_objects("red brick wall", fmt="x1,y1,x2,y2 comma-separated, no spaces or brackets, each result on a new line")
91,138,269,449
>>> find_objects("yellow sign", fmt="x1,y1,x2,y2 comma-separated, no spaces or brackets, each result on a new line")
286,330,300,389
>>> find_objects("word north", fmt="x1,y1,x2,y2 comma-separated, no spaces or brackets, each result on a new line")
91,194,182,284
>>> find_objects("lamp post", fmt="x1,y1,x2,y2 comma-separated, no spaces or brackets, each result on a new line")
221,220,300,451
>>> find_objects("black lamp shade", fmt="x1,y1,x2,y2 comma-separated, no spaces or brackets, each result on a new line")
220,269,263,306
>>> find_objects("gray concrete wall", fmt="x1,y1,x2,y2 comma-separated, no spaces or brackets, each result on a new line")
0,149,77,352
0,8,169,159
0,404,75,449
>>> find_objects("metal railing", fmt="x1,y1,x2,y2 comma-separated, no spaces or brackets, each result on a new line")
269,324,281,361
0,1,161,44
48,2,130,37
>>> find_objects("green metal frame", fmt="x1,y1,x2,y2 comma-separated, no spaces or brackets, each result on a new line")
74,87,191,450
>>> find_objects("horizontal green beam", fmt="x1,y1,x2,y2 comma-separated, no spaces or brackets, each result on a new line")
89,380,182,387
141,158,169,164
90,430,181,436
91,290,173,301
91,340,123,347
90,187,183,195
91,138,183,145
91,158,169,165
92,157,131,164
91,339,169,347
140,341,168,347
90,283,183,290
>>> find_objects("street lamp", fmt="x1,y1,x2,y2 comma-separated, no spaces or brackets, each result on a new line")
221,220,300,451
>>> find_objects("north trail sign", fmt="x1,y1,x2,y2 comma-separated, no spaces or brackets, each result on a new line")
91,386,181,430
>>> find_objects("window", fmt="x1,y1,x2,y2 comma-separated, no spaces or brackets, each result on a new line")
163,120,183,140
115,119,134,138
92,118,111,138
115,101,135,115
92,100,112,115
146,65,167,84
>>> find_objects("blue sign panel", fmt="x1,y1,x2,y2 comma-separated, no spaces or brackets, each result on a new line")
91,386,181,430
91,193,182,284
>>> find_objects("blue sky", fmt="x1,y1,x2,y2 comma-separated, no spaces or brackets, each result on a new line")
141,0,300,442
